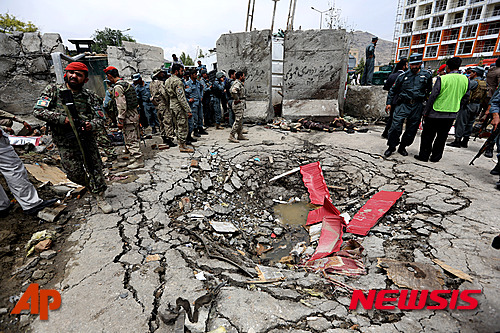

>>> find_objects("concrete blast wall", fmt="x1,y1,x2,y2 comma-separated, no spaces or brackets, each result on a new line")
0,32,64,115
107,41,164,80
216,30,273,122
283,29,349,120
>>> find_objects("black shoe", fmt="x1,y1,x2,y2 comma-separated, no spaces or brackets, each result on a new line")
0,202,14,218
484,146,494,158
381,133,388,139
24,199,58,216
447,139,461,148
398,146,408,156
429,156,440,162
193,129,201,137
492,235,500,249
460,137,469,148
199,128,208,135
151,127,158,135
186,135,197,143
490,163,500,175
162,136,168,144
166,139,177,148
414,155,428,162
384,147,395,157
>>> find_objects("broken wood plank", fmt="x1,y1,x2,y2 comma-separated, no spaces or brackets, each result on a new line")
377,258,444,290
433,259,473,282
37,204,66,223
269,167,300,183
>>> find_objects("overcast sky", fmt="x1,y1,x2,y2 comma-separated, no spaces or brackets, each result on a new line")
1,0,397,61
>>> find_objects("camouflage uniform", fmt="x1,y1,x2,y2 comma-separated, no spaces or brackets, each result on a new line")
230,79,246,137
33,84,107,194
165,75,190,144
110,79,143,160
150,79,174,140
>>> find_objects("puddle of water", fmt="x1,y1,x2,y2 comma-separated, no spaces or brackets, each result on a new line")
273,201,316,226
260,228,309,265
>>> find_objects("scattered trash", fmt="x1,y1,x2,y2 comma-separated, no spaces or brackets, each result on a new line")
107,175,129,181
309,198,345,261
158,144,169,150
37,203,66,223
210,152,217,156
146,254,161,262
256,243,273,256
190,160,199,168
8,136,42,146
377,258,444,290
179,197,191,212
210,221,238,233
33,239,52,253
304,240,366,277
307,223,322,243
208,327,227,333
269,167,301,183
254,157,261,162
26,230,56,257
256,265,284,281
194,271,206,281
346,191,404,236
300,162,331,205
433,259,473,282
25,163,78,187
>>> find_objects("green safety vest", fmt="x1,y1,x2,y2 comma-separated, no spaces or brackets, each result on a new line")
433,74,469,113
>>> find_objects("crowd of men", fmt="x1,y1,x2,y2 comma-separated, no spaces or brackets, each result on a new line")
383,54,500,190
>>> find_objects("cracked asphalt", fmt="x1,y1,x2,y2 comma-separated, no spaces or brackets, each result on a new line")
31,124,500,333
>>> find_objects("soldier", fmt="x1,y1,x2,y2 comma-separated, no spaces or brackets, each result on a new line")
150,68,176,147
133,74,159,135
165,63,194,153
382,58,408,139
185,70,206,137
104,66,144,169
361,37,378,86
448,66,487,148
415,57,470,163
212,72,226,130
384,54,432,157
229,71,248,143
225,69,236,126
103,79,118,127
33,62,112,213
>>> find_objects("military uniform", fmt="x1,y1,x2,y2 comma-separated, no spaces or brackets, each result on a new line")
201,76,213,126
230,79,246,138
135,81,159,131
386,56,432,155
225,78,235,126
150,78,174,141
165,75,191,145
103,89,118,127
110,79,143,161
33,83,107,194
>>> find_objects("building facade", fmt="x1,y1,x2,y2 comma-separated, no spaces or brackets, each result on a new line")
394,0,500,66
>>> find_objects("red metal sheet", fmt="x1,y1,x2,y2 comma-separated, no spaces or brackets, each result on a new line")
306,207,325,226
308,197,346,261
346,191,404,236
304,240,366,276
300,162,331,205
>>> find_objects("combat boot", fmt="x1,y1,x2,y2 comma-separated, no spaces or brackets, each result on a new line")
460,136,469,148
484,145,494,158
165,138,177,147
162,136,168,144
127,157,145,169
237,134,249,140
241,129,249,134
199,128,208,135
95,192,113,214
228,134,239,143
447,138,461,148
490,162,500,175
151,126,158,135
179,143,194,153
186,134,197,144
193,128,201,137
216,124,224,130
397,146,408,156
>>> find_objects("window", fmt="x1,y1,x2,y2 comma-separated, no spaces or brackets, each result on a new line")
400,36,411,47
439,44,456,56
425,46,438,58
493,5,500,17
405,7,416,19
431,15,444,28
435,0,447,12
457,41,474,54
467,6,482,20
424,4,432,15
456,0,466,7
403,22,413,33
407,0,417,5
462,24,477,38
470,0,482,3
480,39,496,52
422,19,429,29
399,49,409,60
428,31,441,43
453,12,463,24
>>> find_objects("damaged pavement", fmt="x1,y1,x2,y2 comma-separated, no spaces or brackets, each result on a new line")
3,123,498,333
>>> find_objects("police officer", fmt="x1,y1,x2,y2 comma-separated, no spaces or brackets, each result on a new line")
200,70,213,127
185,70,206,137
133,74,159,135
487,87,500,177
212,72,226,129
448,66,487,148
165,64,194,153
104,66,144,169
361,37,378,86
384,54,432,157
34,62,112,213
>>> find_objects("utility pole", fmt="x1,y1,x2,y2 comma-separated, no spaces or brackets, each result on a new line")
286,0,297,31
245,0,256,32
271,0,280,33
311,7,331,30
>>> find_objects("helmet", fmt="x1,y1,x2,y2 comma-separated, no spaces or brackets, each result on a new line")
216,71,225,79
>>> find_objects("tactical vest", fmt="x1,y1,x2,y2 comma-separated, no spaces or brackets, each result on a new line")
116,81,139,110
470,79,487,104
433,74,469,113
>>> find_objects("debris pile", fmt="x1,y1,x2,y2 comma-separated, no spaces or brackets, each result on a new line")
267,116,369,134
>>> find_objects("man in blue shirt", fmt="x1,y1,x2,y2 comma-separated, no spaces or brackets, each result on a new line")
185,70,206,137
361,37,378,86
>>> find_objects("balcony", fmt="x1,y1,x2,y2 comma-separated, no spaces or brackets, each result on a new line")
439,49,456,57
442,34,459,43
475,45,496,53
428,37,441,43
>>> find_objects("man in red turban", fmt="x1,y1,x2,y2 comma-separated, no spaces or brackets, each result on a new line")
33,62,113,213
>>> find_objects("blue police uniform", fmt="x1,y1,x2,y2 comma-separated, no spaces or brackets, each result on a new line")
185,77,204,132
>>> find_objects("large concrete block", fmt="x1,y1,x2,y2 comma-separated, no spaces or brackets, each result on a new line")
41,33,65,54
27,56,48,74
344,85,387,119
0,33,21,56
107,41,164,80
217,30,273,121
0,57,17,78
282,29,349,120
0,76,48,115
21,32,41,53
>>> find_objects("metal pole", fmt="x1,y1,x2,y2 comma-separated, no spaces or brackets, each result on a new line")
287,0,293,30
250,0,256,31
246,0,252,31
290,0,297,30
271,0,279,33
320,13,323,29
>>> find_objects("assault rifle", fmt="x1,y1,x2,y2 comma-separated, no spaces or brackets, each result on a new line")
470,124,500,165
472,113,492,141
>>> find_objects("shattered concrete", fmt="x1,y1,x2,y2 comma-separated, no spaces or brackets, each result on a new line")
344,86,387,119
26,125,500,333
107,41,164,80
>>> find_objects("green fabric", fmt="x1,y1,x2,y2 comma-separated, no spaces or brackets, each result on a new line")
433,74,469,113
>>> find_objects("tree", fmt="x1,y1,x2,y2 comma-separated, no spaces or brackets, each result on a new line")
0,13,38,33
355,58,365,76
180,52,194,66
91,27,136,54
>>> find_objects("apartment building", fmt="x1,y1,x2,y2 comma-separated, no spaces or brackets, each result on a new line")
394,0,500,67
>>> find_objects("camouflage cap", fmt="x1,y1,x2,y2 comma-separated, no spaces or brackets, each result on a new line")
151,68,161,78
